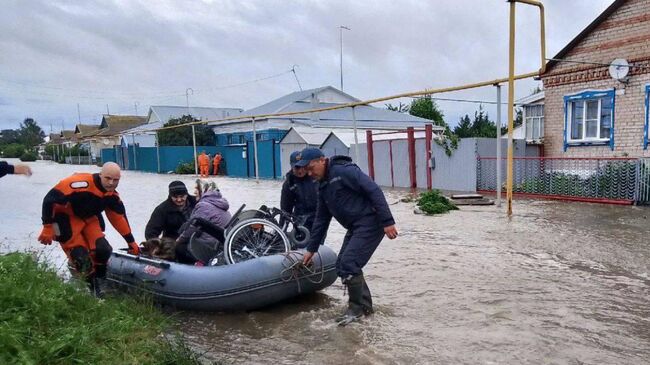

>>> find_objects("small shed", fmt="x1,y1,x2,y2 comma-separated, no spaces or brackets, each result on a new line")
278,127,332,172
320,130,359,157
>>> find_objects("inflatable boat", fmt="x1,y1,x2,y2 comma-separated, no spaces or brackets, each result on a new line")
106,245,338,311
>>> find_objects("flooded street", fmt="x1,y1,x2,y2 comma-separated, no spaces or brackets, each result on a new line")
2,160,650,364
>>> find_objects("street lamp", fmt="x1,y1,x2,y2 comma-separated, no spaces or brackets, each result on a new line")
339,25,350,91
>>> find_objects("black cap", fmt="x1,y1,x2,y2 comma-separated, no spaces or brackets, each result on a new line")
168,181,188,196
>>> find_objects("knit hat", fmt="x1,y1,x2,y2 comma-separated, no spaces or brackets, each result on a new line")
168,181,188,196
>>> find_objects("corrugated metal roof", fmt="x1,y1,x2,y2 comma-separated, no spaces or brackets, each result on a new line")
516,91,545,105
279,126,339,145
121,120,164,135
240,86,359,117
148,106,243,123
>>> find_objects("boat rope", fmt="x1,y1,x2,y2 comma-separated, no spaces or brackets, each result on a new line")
280,251,325,293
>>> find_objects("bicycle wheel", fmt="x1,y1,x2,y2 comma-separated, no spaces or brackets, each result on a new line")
224,218,291,264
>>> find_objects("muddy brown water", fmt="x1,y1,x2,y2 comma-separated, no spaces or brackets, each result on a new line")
2,161,649,364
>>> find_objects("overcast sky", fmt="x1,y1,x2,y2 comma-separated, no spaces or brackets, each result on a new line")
0,0,614,132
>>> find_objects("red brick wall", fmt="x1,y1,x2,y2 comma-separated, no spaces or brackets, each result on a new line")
541,0,650,157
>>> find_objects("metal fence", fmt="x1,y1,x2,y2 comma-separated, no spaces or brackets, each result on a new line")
477,157,650,204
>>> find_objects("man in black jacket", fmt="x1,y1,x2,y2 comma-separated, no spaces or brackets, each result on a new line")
0,161,32,178
145,181,197,240
298,148,398,326
280,151,318,244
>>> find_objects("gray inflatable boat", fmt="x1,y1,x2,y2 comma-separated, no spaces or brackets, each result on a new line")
106,245,338,311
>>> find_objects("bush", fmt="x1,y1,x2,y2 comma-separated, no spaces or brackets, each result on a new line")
19,151,38,162
416,190,458,215
1,143,26,158
175,160,196,174
0,253,206,365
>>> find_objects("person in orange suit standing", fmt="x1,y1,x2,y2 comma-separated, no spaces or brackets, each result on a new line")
198,151,210,177
38,162,139,297
212,152,222,176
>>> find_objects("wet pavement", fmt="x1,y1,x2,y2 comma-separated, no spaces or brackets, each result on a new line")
2,160,649,364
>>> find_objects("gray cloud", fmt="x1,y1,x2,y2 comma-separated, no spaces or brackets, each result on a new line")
0,0,613,130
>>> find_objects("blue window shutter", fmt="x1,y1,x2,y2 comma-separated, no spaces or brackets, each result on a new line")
643,84,650,150
563,95,569,152
609,89,616,151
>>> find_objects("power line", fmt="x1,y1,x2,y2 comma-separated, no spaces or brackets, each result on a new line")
0,68,296,101
545,58,650,70
407,95,532,106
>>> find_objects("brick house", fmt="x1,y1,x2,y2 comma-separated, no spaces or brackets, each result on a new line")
541,0,650,157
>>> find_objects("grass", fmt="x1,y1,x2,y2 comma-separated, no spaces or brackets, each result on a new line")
416,190,459,215
0,252,210,365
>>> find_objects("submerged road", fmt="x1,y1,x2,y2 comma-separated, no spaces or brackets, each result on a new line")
2,160,649,364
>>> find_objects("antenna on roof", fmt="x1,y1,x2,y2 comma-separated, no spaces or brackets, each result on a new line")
291,65,302,91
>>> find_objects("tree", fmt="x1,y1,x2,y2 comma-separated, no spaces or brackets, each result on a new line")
408,95,446,127
157,115,216,146
470,107,497,138
500,108,523,136
0,129,20,145
385,102,410,113
453,115,473,138
18,118,45,148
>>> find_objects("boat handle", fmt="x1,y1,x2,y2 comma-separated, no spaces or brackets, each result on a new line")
139,278,167,286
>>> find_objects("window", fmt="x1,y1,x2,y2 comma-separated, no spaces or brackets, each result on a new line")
256,133,264,141
238,135,245,144
524,104,544,141
643,84,650,150
563,89,615,151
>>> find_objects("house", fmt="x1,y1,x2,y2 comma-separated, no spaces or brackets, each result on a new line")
118,106,245,148
209,86,441,178
84,115,147,160
210,86,439,146
540,0,650,157
146,105,243,125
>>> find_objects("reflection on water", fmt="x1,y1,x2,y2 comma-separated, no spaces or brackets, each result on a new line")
2,161,650,364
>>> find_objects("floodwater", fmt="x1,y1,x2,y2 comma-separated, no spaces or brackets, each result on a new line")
2,160,650,364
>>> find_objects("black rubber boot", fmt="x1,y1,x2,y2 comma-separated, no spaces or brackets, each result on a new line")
360,275,374,315
337,275,365,326
88,277,104,299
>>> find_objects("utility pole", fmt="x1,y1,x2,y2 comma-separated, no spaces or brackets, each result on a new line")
339,25,350,91
186,88,198,175
77,103,81,123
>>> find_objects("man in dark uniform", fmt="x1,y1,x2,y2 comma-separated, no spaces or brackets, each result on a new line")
145,181,197,241
298,148,398,326
280,151,318,245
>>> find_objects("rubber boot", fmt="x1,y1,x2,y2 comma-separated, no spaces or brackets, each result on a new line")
337,275,365,326
88,277,104,299
360,275,374,315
